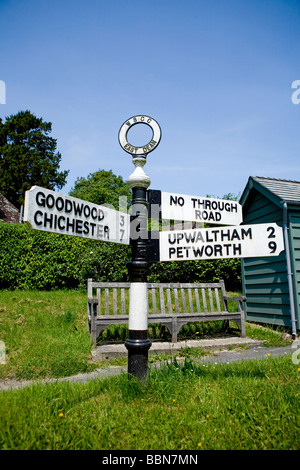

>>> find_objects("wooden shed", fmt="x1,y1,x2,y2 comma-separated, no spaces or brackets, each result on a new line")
240,176,300,336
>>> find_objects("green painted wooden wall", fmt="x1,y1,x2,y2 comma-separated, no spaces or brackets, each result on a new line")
242,189,295,328
288,210,300,327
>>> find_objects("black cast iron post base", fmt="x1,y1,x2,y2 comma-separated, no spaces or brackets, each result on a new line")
125,331,152,381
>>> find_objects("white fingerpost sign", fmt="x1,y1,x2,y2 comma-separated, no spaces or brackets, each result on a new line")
23,186,130,245
161,191,243,226
159,223,284,261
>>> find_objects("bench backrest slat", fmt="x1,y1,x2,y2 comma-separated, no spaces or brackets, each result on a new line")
105,288,109,315
151,288,157,314
208,288,214,311
181,288,186,313
97,288,101,316
195,288,201,313
166,288,172,314
201,288,207,313
174,288,180,314
121,288,126,315
113,288,118,315
159,287,165,314
188,288,193,313
215,287,221,312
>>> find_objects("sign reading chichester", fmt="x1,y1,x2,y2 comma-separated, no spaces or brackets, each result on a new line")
24,186,130,245
161,191,243,226
159,223,284,261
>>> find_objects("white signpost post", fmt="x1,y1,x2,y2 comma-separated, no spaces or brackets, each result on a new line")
23,186,130,245
159,222,284,262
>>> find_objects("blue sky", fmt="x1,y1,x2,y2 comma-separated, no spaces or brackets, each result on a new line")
1,0,300,201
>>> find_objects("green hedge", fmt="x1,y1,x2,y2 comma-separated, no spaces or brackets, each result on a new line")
0,223,130,289
0,223,241,290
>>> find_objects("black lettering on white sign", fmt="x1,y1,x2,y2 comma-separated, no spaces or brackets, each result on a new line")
24,186,130,245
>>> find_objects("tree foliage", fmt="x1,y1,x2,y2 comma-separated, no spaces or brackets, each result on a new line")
0,110,69,207
69,169,131,209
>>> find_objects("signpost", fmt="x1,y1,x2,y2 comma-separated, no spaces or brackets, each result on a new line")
23,186,130,245
159,223,284,261
119,115,162,381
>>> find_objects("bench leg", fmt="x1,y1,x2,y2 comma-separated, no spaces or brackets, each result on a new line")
172,331,177,343
240,311,246,338
171,317,188,343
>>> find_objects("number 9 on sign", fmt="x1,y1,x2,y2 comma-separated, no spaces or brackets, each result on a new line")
268,241,277,253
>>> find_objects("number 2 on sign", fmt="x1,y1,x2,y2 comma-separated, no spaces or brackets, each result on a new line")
267,226,277,253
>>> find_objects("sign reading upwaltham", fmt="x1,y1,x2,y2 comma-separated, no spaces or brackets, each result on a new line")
24,186,130,245
161,191,243,226
159,223,284,261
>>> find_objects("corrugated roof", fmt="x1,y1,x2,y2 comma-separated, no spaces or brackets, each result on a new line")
252,176,300,203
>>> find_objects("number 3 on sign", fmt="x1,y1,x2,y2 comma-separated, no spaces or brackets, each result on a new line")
267,226,277,253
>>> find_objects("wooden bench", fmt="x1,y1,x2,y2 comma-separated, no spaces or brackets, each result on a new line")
87,278,246,346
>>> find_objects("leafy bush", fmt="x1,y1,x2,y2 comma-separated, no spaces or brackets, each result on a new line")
0,222,130,289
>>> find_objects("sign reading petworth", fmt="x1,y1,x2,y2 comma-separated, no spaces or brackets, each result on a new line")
159,223,284,261
23,186,130,245
161,191,243,225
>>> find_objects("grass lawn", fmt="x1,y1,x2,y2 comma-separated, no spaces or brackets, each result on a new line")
0,289,94,380
0,289,292,380
0,289,299,450
0,355,299,450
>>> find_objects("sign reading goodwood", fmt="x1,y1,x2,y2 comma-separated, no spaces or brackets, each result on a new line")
23,186,130,245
